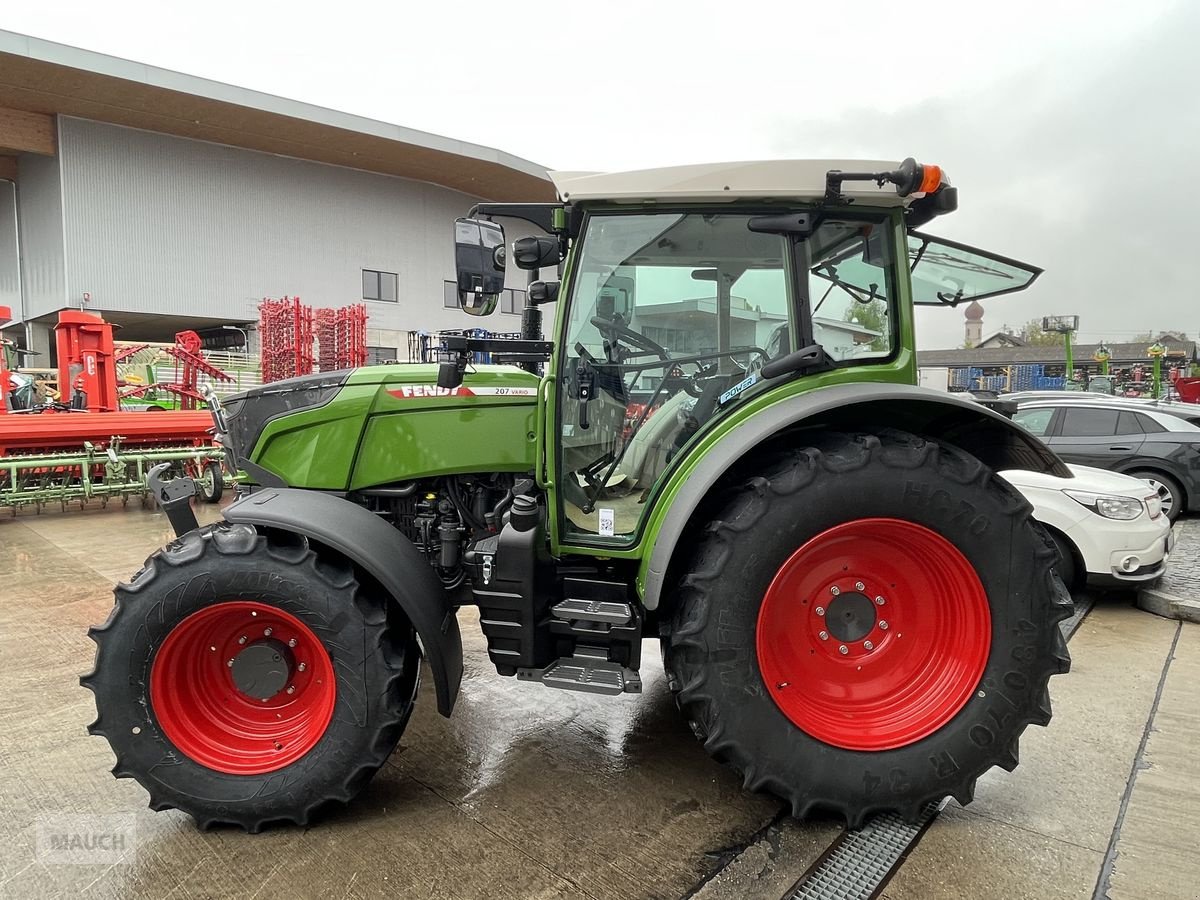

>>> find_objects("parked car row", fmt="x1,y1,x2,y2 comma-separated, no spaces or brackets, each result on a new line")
955,391,1189,590
1008,395,1200,522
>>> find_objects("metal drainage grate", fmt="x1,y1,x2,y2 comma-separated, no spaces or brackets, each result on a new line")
786,800,945,900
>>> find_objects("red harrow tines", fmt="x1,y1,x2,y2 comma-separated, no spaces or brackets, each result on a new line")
316,308,338,372
258,297,314,383
117,331,235,410
315,303,368,371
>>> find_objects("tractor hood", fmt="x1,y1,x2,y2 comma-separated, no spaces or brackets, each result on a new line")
223,365,541,490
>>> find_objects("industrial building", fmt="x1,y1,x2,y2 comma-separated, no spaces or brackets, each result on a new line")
0,29,553,366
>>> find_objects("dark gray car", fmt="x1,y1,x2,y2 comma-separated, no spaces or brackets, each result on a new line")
1004,391,1200,427
1012,398,1200,521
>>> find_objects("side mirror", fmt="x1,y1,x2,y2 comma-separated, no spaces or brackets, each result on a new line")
511,236,561,271
528,281,560,305
454,218,506,316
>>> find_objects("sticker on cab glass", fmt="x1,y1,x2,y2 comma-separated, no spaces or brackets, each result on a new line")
719,372,759,405
598,508,615,537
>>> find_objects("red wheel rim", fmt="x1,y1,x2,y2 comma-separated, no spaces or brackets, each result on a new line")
756,518,990,751
149,601,336,774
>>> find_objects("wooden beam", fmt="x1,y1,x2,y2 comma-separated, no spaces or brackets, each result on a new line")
0,155,16,181
0,107,55,155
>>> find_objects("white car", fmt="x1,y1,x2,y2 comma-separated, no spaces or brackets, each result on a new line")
1000,464,1172,589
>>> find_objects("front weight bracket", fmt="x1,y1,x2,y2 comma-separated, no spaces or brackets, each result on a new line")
147,462,200,537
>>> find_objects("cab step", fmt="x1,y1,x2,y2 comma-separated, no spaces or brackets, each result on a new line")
517,646,642,696
551,598,634,626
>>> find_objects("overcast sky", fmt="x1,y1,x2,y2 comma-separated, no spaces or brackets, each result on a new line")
6,1,1195,349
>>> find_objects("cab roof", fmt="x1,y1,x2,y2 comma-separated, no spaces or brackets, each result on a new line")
549,160,916,205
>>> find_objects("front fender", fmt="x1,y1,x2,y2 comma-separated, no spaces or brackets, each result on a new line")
640,382,1069,610
223,488,463,716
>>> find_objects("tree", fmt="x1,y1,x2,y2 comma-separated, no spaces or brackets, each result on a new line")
1019,318,1066,347
844,300,889,352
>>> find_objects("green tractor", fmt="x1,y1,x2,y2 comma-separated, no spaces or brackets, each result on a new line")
84,158,1071,831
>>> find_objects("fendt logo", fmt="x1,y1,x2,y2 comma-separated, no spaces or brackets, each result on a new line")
388,385,476,399
386,385,538,399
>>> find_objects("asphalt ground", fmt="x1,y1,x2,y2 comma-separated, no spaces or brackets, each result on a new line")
0,503,1195,899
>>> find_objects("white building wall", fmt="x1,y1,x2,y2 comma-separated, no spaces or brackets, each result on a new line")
15,152,67,323
0,181,20,322
55,117,536,353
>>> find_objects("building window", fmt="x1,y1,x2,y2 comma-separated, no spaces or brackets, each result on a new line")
366,346,398,365
502,288,525,314
444,280,459,309
363,269,398,302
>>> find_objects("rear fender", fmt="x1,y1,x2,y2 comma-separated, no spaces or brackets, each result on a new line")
641,383,1069,610
223,488,463,715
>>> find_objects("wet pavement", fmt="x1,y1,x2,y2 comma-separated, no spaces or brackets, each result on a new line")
0,503,1197,899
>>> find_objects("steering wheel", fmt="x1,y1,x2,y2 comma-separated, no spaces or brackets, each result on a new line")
590,315,670,360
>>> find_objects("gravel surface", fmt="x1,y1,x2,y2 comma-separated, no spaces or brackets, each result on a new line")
1158,517,1200,598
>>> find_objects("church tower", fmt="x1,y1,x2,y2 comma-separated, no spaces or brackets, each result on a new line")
964,300,984,347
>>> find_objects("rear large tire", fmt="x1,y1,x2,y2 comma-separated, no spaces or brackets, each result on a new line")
662,429,1072,827
82,522,420,831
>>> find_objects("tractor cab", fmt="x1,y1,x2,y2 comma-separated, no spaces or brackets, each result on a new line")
453,159,1041,543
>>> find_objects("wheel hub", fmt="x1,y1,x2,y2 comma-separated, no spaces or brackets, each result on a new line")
823,592,876,643
230,639,292,700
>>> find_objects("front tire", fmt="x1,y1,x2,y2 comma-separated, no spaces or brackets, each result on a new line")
1128,470,1184,523
82,523,420,831
662,430,1072,827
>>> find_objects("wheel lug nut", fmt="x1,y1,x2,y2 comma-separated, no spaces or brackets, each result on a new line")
875,596,886,606
297,662,307,672
286,685,295,695
264,627,273,637
879,620,889,630
838,644,849,655
238,635,247,645
864,640,874,650
855,581,865,591
288,638,297,648
830,586,840,596
815,606,825,616
818,630,828,640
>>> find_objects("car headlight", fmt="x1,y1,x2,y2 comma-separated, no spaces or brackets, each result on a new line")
1064,490,1144,520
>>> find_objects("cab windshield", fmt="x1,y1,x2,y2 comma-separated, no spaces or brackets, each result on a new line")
559,209,897,541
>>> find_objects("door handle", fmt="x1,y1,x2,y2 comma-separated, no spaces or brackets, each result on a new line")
1109,445,1134,451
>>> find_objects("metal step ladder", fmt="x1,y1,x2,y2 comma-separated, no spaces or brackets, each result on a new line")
517,646,642,695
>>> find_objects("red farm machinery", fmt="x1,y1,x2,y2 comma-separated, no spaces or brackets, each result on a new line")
1,309,228,514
